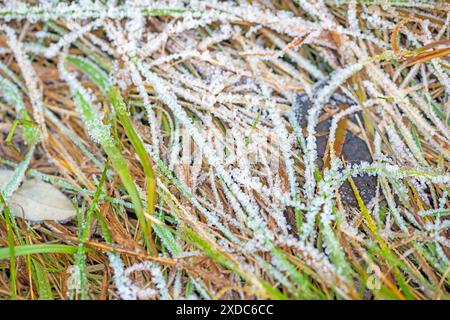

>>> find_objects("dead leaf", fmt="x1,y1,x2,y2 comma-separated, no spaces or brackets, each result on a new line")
0,168,76,222
0,169,13,185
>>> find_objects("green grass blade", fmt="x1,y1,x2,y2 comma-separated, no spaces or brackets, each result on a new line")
0,194,17,299
0,244,80,259
67,55,157,254
32,259,53,300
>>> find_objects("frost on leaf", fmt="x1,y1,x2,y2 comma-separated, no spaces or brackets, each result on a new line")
0,169,76,222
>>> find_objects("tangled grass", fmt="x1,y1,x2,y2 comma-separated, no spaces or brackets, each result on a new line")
0,0,449,300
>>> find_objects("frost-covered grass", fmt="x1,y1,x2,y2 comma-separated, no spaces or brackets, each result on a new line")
0,0,449,300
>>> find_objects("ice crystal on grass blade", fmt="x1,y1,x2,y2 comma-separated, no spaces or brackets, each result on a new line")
0,74,25,112
125,261,171,300
0,1,188,21
1,145,35,200
107,253,140,300
58,55,112,148
108,254,170,300
135,59,274,246
67,265,82,296
44,19,104,58
1,24,45,140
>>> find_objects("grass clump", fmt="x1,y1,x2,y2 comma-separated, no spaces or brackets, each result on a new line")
0,0,449,300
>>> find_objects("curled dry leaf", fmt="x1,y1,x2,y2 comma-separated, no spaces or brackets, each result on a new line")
0,169,76,222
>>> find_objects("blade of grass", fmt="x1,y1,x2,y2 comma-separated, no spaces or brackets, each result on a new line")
348,176,415,299
75,161,109,300
69,83,153,253
0,194,17,299
0,244,84,259
184,227,288,300
66,55,157,255
32,259,53,300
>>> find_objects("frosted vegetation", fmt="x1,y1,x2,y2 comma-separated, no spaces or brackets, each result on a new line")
0,0,449,300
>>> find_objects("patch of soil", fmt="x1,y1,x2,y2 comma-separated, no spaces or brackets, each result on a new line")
293,92,377,208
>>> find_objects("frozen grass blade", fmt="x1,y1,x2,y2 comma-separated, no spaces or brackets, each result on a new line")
74,161,109,299
66,55,157,255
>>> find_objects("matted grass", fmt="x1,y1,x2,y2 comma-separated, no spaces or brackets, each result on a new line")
0,0,449,300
